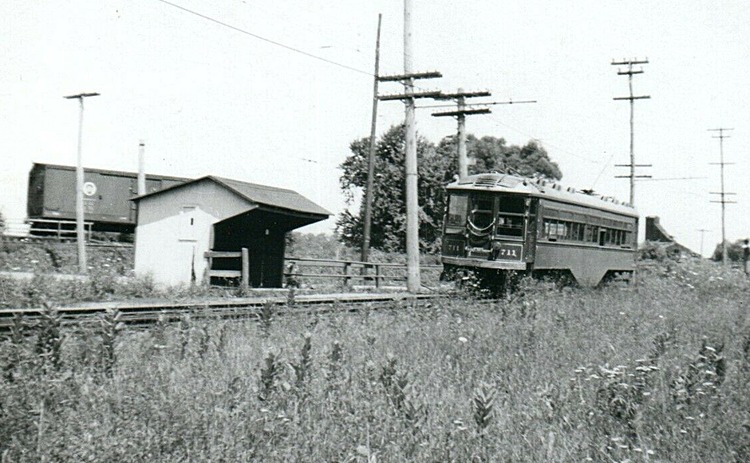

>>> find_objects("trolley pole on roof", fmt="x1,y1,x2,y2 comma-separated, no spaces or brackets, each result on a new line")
64,92,100,275
361,13,382,264
708,127,735,266
612,59,650,206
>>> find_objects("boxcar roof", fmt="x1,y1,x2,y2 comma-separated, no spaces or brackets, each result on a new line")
31,162,190,183
447,172,638,218
132,175,331,218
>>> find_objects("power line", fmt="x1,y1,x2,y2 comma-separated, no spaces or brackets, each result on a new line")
153,0,373,77
483,113,599,164
590,150,618,189
637,176,706,182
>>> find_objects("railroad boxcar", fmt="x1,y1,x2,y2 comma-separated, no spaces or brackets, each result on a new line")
441,172,638,290
27,163,189,233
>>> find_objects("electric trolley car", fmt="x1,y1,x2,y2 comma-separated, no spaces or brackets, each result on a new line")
441,172,638,290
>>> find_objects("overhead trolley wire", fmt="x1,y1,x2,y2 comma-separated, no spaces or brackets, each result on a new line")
153,0,373,77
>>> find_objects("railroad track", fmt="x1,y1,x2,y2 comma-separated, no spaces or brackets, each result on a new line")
0,291,444,332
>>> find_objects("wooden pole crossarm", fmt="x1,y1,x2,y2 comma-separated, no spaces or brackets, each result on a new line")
378,71,442,82
612,59,649,66
432,108,491,117
434,90,491,100
379,90,443,101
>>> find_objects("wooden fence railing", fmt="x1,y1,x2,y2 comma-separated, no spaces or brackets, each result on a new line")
203,250,442,289
2,218,94,240
284,257,442,289
204,249,250,288
27,219,93,241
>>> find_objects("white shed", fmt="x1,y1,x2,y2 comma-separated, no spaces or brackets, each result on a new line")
132,176,329,287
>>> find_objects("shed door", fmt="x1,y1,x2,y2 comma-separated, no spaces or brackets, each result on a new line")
248,229,285,288
179,206,197,241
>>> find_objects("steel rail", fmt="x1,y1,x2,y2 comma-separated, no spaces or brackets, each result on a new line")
0,292,445,332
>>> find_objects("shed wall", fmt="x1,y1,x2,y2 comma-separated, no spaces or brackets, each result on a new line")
134,181,252,286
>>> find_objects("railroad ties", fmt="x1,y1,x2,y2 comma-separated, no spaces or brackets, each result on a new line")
0,292,441,332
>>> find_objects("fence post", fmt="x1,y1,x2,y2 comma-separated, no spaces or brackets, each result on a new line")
241,248,249,289
204,252,213,285
343,261,351,288
375,263,381,289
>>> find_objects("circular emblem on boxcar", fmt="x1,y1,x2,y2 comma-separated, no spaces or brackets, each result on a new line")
83,182,97,197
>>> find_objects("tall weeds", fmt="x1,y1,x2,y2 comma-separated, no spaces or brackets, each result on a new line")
1,260,749,461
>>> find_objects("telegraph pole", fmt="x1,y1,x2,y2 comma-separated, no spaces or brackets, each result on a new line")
432,89,491,180
64,92,100,275
431,94,536,179
612,59,650,205
697,228,711,257
137,140,147,196
361,13,382,264
709,127,735,266
378,0,442,292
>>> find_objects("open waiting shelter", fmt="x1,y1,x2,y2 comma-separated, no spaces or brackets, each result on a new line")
132,176,330,288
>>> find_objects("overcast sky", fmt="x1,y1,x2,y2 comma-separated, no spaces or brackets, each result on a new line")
3,0,749,255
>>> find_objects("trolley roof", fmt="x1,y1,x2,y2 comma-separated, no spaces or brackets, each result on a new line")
447,172,638,218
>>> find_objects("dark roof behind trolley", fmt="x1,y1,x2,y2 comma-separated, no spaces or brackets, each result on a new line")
447,172,638,218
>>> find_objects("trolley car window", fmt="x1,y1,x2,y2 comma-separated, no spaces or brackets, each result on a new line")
495,196,525,237
497,196,525,214
539,201,636,247
468,196,494,230
446,194,468,227
496,215,524,237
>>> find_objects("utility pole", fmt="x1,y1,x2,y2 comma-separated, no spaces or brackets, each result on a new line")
612,59,651,206
432,89,491,180
431,94,536,179
378,0,442,292
137,140,147,196
361,13,382,264
697,228,711,257
709,127,735,266
64,92,100,275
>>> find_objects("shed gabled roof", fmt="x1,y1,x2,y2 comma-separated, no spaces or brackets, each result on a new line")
132,175,331,217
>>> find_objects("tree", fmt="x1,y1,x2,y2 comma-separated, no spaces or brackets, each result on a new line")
711,238,748,263
337,126,563,254
337,124,449,253
435,134,562,180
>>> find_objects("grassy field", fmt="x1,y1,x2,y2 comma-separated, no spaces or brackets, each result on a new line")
1,256,749,462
